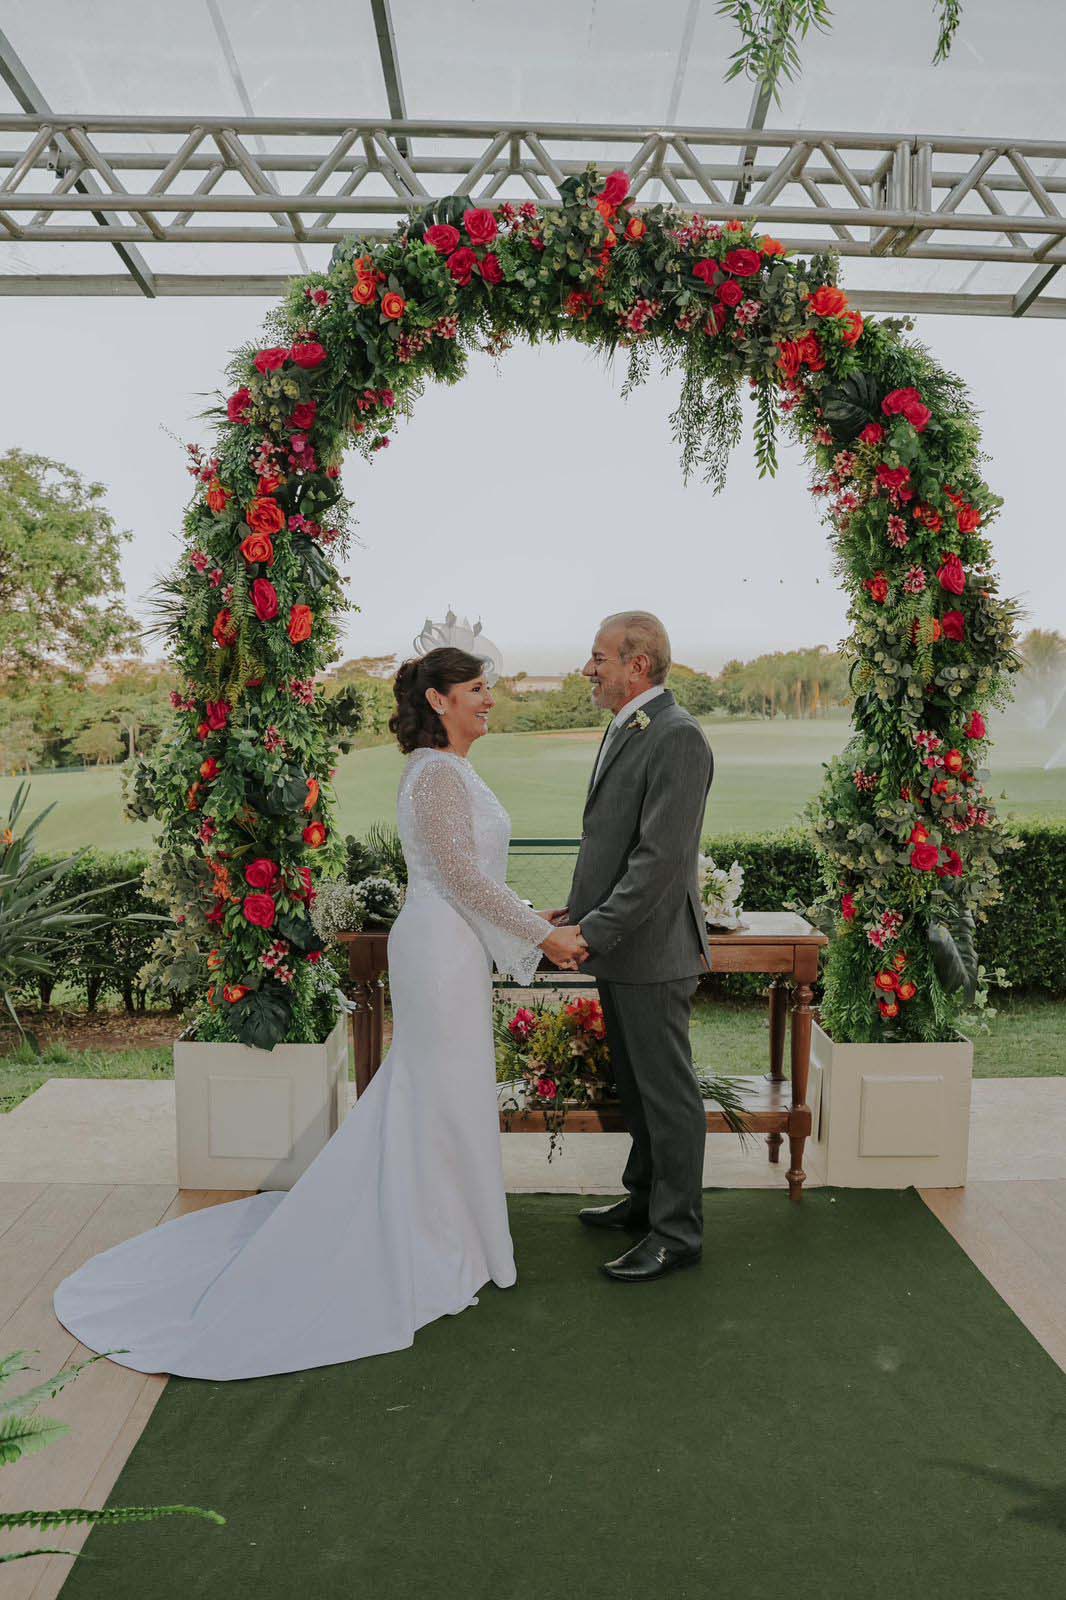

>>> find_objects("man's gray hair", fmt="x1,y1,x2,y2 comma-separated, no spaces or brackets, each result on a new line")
599,611,672,685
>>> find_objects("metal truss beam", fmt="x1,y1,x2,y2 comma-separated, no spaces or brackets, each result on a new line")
1,116,1066,310
0,35,156,296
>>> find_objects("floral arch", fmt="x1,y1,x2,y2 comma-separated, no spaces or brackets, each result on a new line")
131,165,1019,1051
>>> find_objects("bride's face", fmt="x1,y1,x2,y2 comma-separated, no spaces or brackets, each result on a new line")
433,675,495,744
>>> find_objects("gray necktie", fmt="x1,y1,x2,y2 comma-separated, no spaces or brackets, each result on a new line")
594,717,622,783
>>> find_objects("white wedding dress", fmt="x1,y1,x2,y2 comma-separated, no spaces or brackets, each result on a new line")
53,748,552,1380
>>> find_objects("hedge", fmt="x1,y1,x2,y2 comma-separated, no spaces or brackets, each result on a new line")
22,821,1066,1009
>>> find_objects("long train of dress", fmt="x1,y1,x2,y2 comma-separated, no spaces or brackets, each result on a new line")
52,749,550,1380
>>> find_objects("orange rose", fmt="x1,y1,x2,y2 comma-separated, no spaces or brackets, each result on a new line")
304,777,320,813
223,984,250,1004
809,285,849,318
874,971,899,993
352,277,378,306
246,496,286,537
897,981,917,1002
625,216,647,241
758,236,785,256
288,604,313,644
381,291,406,320
206,478,231,513
841,309,864,347
240,530,275,567
303,821,327,848
207,948,223,971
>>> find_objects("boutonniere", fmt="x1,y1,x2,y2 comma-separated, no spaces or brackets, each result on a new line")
630,709,651,731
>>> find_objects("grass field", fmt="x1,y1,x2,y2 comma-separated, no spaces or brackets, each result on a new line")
2,713,1063,854
2,993,1062,1114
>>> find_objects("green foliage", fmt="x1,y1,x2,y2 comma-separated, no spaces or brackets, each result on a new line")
0,450,139,686
0,1348,222,1563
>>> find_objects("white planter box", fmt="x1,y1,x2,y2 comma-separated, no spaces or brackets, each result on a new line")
174,1017,349,1192
810,1020,972,1188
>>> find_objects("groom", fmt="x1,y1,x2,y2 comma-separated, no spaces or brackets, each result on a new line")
549,612,714,1284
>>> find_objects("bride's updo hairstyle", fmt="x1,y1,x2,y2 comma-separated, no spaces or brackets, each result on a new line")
390,647,489,753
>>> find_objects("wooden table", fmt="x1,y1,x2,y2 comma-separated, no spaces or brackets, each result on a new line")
337,911,827,1201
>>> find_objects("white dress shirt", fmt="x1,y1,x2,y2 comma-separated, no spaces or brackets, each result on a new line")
592,684,666,784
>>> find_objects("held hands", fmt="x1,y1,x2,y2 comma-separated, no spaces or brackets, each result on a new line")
539,923,589,972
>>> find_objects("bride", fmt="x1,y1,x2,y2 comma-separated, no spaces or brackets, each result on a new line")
53,648,588,1380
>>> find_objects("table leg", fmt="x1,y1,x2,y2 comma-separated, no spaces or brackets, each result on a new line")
351,979,376,1098
787,981,814,1202
766,976,789,1164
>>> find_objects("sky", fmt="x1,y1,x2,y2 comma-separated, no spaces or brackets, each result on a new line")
0,296,1062,675
1,0,1064,675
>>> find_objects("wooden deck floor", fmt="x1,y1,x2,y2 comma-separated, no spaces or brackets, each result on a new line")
2,1176,1066,1596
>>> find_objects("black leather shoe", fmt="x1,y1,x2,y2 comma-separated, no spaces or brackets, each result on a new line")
578,1198,650,1232
600,1235,703,1283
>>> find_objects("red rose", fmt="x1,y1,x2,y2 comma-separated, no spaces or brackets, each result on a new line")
941,610,966,641
424,223,461,255
254,347,288,373
796,331,824,369
206,478,230,514
625,216,647,241
937,554,966,595
205,700,230,731
882,387,921,416
864,571,889,604
252,578,279,622
692,259,721,287
227,387,253,424
957,505,982,533
381,292,406,321
841,892,856,921
302,821,327,848
913,503,943,533
479,252,504,285
964,710,987,740
909,824,930,844
290,341,327,369
196,721,210,740
859,423,884,446
240,531,275,567
199,757,219,782
722,248,762,277
936,848,964,879
243,893,276,929
288,604,314,644
717,279,743,307
841,309,864,347
599,170,630,207
462,208,498,246
213,609,237,648
874,970,899,993
447,247,478,286
246,496,286,537
223,985,250,1004
876,463,911,493
289,401,317,431
808,285,849,317
777,339,803,378
910,842,940,872
534,1075,558,1102
245,858,280,890
944,748,965,773
565,290,593,319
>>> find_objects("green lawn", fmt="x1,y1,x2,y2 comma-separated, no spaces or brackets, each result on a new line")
2,713,1062,853
3,994,1062,1116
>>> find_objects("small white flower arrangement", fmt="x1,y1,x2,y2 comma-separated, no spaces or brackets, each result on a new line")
630,708,651,731
312,876,404,940
698,854,746,931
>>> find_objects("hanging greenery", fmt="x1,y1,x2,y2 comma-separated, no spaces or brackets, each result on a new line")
132,160,1016,1049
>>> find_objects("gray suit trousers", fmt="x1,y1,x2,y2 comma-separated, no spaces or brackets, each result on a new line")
598,976,706,1253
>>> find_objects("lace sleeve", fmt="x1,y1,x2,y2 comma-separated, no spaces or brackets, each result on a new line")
410,757,552,983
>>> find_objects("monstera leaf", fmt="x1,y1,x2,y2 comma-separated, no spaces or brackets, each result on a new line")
243,767,311,819
821,371,882,439
231,986,293,1051
276,911,324,956
293,537,334,595
927,908,979,1002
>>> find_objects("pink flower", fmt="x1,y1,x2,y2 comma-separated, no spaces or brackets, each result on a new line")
533,1075,558,1102
903,566,927,595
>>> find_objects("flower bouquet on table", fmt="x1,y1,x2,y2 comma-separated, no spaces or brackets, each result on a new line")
698,854,746,931
311,875,404,940
495,995,751,1160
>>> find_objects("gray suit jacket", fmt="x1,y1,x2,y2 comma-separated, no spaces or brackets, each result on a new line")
566,690,714,984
